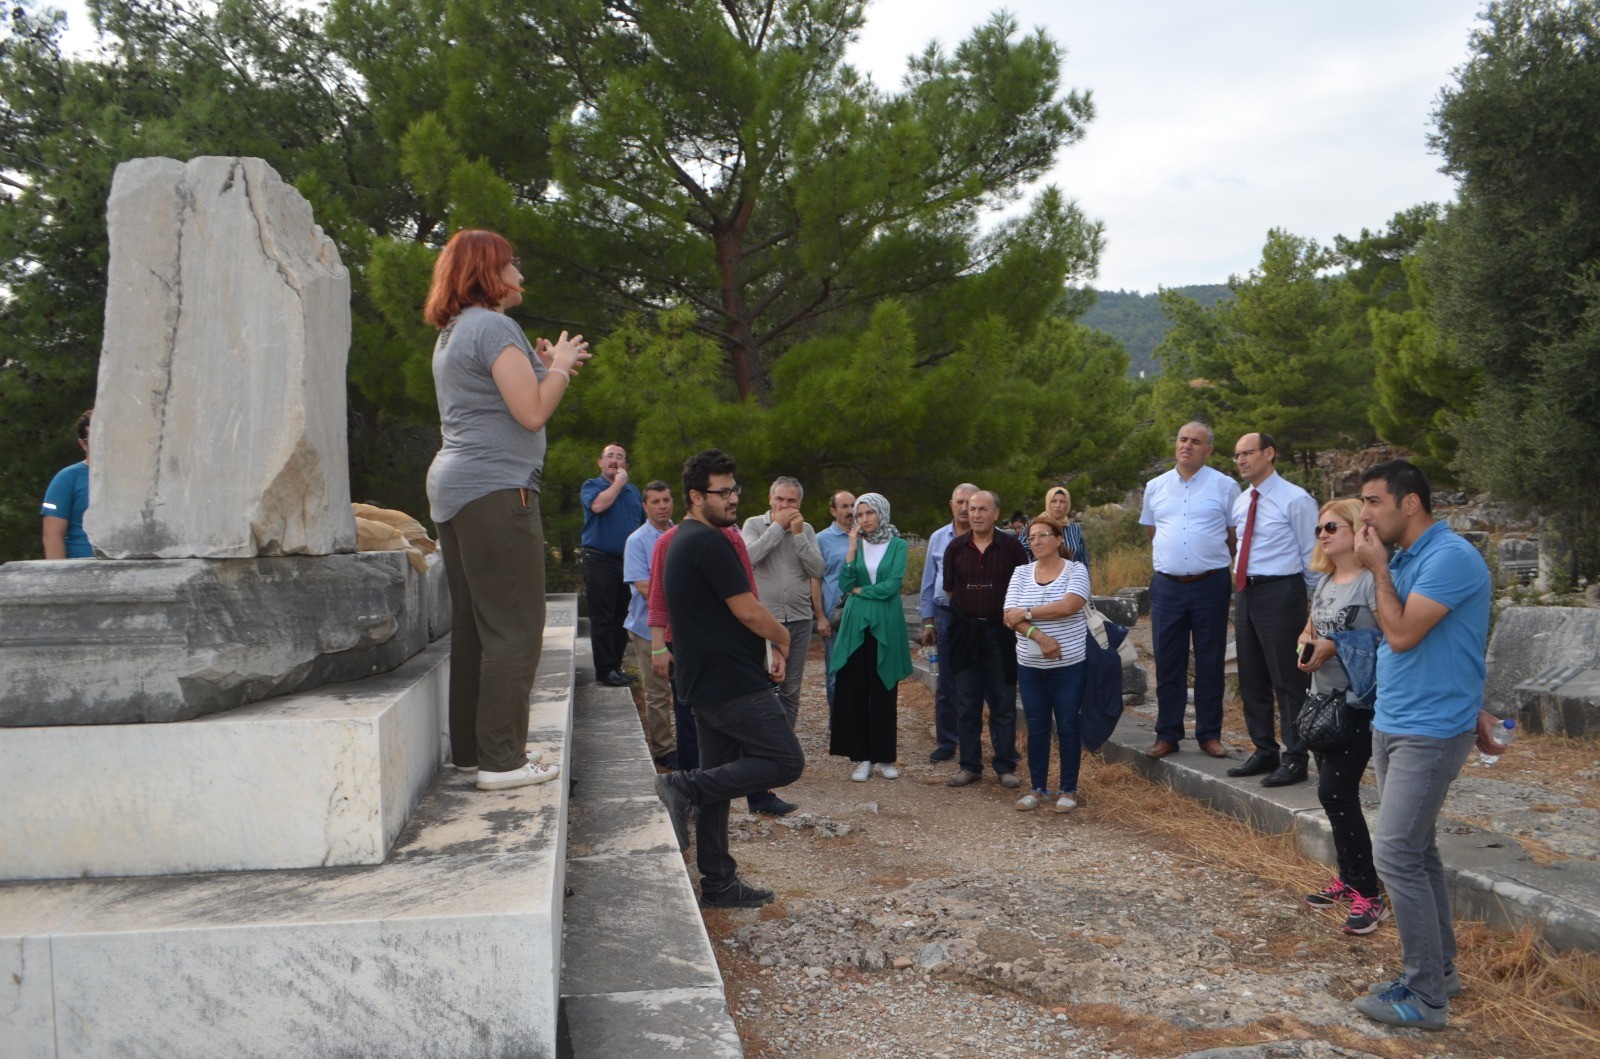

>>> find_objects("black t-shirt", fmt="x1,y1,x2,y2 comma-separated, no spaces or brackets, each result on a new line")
664,519,769,705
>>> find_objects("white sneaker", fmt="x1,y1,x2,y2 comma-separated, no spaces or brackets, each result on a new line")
1015,790,1043,811
477,760,561,790
873,763,900,779
851,761,872,782
454,749,539,772
1054,792,1077,813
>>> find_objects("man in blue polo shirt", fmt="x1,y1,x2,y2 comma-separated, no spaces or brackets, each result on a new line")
814,489,855,720
1350,459,1492,1032
582,442,645,687
41,410,94,559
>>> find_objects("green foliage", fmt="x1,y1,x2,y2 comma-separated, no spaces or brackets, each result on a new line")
1076,284,1232,376
1150,229,1377,466
1427,0,1600,572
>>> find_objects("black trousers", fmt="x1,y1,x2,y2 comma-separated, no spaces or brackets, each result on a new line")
829,632,898,764
1314,708,1379,897
583,548,630,677
1235,576,1311,765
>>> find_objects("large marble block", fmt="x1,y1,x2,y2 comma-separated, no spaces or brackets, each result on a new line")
0,638,449,880
86,155,355,558
1484,606,1600,713
0,551,448,726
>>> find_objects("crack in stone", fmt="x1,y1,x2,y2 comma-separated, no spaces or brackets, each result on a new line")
232,157,304,303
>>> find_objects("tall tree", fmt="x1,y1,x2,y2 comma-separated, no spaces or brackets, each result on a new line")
1428,0,1600,570
1151,229,1375,466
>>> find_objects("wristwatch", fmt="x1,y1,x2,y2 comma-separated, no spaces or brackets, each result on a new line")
1025,608,1033,622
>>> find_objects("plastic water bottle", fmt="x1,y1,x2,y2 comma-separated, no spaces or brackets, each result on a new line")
1478,717,1516,766
925,645,939,678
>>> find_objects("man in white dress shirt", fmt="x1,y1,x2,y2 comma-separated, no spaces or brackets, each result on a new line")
1140,423,1240,760
1226,432,1320,787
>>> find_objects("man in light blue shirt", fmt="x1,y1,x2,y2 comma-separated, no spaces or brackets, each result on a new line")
625,481,676,767
918,482,977,762
1140,423,1239,761
1350,459,1492,1032
815,490,855,719
1226,431,1319,788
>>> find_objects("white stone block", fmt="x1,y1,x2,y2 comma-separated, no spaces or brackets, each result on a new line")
87,156,355,558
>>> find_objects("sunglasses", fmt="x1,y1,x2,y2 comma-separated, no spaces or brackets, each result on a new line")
1317,521,1348,536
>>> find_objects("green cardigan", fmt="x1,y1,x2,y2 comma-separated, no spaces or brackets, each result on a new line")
826,535,914,690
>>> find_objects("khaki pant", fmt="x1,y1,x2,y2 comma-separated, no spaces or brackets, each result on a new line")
630,631,675,759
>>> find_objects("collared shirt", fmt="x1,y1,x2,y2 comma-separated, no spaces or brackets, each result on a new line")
1375,520,1492,738
943,530,1029,619
580,476,644,556
816,522,851,618
1230,471,1319,590
622,519,671,639
1140,465,1241,576
647,524,756,642
919,522,957,619
741,513,825,622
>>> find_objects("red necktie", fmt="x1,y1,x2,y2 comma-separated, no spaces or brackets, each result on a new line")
1235,488,1259,592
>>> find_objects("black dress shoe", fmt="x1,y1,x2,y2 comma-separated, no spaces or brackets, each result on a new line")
748,792,798,816
1261,763,1309,788
1226,750,1280,777
613,669,639,684
928,746,956,763
599,670,634,687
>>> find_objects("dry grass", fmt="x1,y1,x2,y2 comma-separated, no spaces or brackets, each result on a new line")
1093,543,1155,596
1080,757,1600,1057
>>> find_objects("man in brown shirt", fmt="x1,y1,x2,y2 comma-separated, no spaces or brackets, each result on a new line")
942,490,1029,787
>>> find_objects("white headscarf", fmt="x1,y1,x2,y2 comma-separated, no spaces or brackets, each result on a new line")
855,492,898,544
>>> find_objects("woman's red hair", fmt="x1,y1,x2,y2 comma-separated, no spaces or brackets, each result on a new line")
423,229,521,328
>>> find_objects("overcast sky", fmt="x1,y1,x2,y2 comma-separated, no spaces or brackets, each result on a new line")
51,1,1486,292
849,1,1486,291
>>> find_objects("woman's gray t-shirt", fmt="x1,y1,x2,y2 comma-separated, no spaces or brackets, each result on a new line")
425,306,547,524
1309,570,1379,698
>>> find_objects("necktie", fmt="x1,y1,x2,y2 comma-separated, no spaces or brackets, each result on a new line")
1235,488,1259,592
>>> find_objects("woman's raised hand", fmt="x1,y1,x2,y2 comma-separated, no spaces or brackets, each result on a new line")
538,331,591,375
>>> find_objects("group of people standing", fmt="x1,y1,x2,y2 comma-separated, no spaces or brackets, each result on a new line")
420,227,1495,1033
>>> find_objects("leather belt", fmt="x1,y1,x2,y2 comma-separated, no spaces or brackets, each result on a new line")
1158,568,1228,584
1243,573,1298,586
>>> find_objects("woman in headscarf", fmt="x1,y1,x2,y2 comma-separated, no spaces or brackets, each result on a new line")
828,493,914,781
1043,486,1090,572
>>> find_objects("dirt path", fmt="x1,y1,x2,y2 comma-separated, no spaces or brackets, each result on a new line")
661,640,1567,1059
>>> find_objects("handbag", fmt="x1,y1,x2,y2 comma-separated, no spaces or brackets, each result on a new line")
1083,602,1137,668
1297,688,1353,752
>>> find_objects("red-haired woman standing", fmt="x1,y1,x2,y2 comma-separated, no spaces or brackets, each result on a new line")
424,229,589,790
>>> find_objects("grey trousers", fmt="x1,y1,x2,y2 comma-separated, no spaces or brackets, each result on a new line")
774,618,812,730
1371,727,1476,1008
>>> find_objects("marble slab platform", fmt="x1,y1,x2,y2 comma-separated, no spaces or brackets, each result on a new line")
0,596,577,1059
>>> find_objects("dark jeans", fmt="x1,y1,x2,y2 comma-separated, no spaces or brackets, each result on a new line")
1149,569,1230,745
582,548,630,677
1313,708,1378,897
1018,662,1086,794
438,489,546,773
954,621,1019,775
1235,576,1311,764
668,656,700,771
931,604,959,752
679,687,806,888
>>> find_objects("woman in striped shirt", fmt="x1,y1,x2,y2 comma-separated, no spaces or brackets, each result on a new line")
1003,515,1092,812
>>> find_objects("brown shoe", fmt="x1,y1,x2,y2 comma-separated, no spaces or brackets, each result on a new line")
1199,739,1229,758
1144,741,1178,759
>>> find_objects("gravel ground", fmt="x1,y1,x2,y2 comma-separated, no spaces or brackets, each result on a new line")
671,638,1543,1059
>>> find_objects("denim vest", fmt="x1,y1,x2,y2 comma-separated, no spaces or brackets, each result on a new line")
1329,628,1382,706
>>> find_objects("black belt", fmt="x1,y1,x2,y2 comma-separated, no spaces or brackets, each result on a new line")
1158,567,1228,583
1242,573,1298,586
582,547,622,560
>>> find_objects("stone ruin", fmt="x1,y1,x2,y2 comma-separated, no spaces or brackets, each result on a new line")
0,157,447,726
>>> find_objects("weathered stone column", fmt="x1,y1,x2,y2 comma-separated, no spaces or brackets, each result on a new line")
85,156,356,558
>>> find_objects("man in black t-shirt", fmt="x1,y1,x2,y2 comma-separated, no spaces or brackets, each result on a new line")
656,449,805,908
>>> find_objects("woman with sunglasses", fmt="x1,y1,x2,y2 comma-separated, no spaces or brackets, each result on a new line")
829,494,913,781
425,229,590,791
1296,498,1386,934
1002,515,1092,812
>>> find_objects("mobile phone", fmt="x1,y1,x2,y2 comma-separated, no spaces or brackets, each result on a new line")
1298,641,1315,666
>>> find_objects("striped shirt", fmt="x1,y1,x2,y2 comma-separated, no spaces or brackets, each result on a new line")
1004,560,1092,668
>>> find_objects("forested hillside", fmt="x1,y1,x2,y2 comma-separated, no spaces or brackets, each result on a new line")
1079,285,1232,376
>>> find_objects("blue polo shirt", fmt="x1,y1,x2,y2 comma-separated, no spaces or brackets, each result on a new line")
816,522,850,618
41,461,92,558
622,519,670,639
1374,520,1491,739
580,476,644,556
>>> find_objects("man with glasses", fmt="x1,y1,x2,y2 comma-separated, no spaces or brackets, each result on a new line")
943,490,1028,788
1226,432,1319,787
41,410,94,559
1140,422,1239,760
655,449,804,908
741,476,826,815
582,442,645,687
